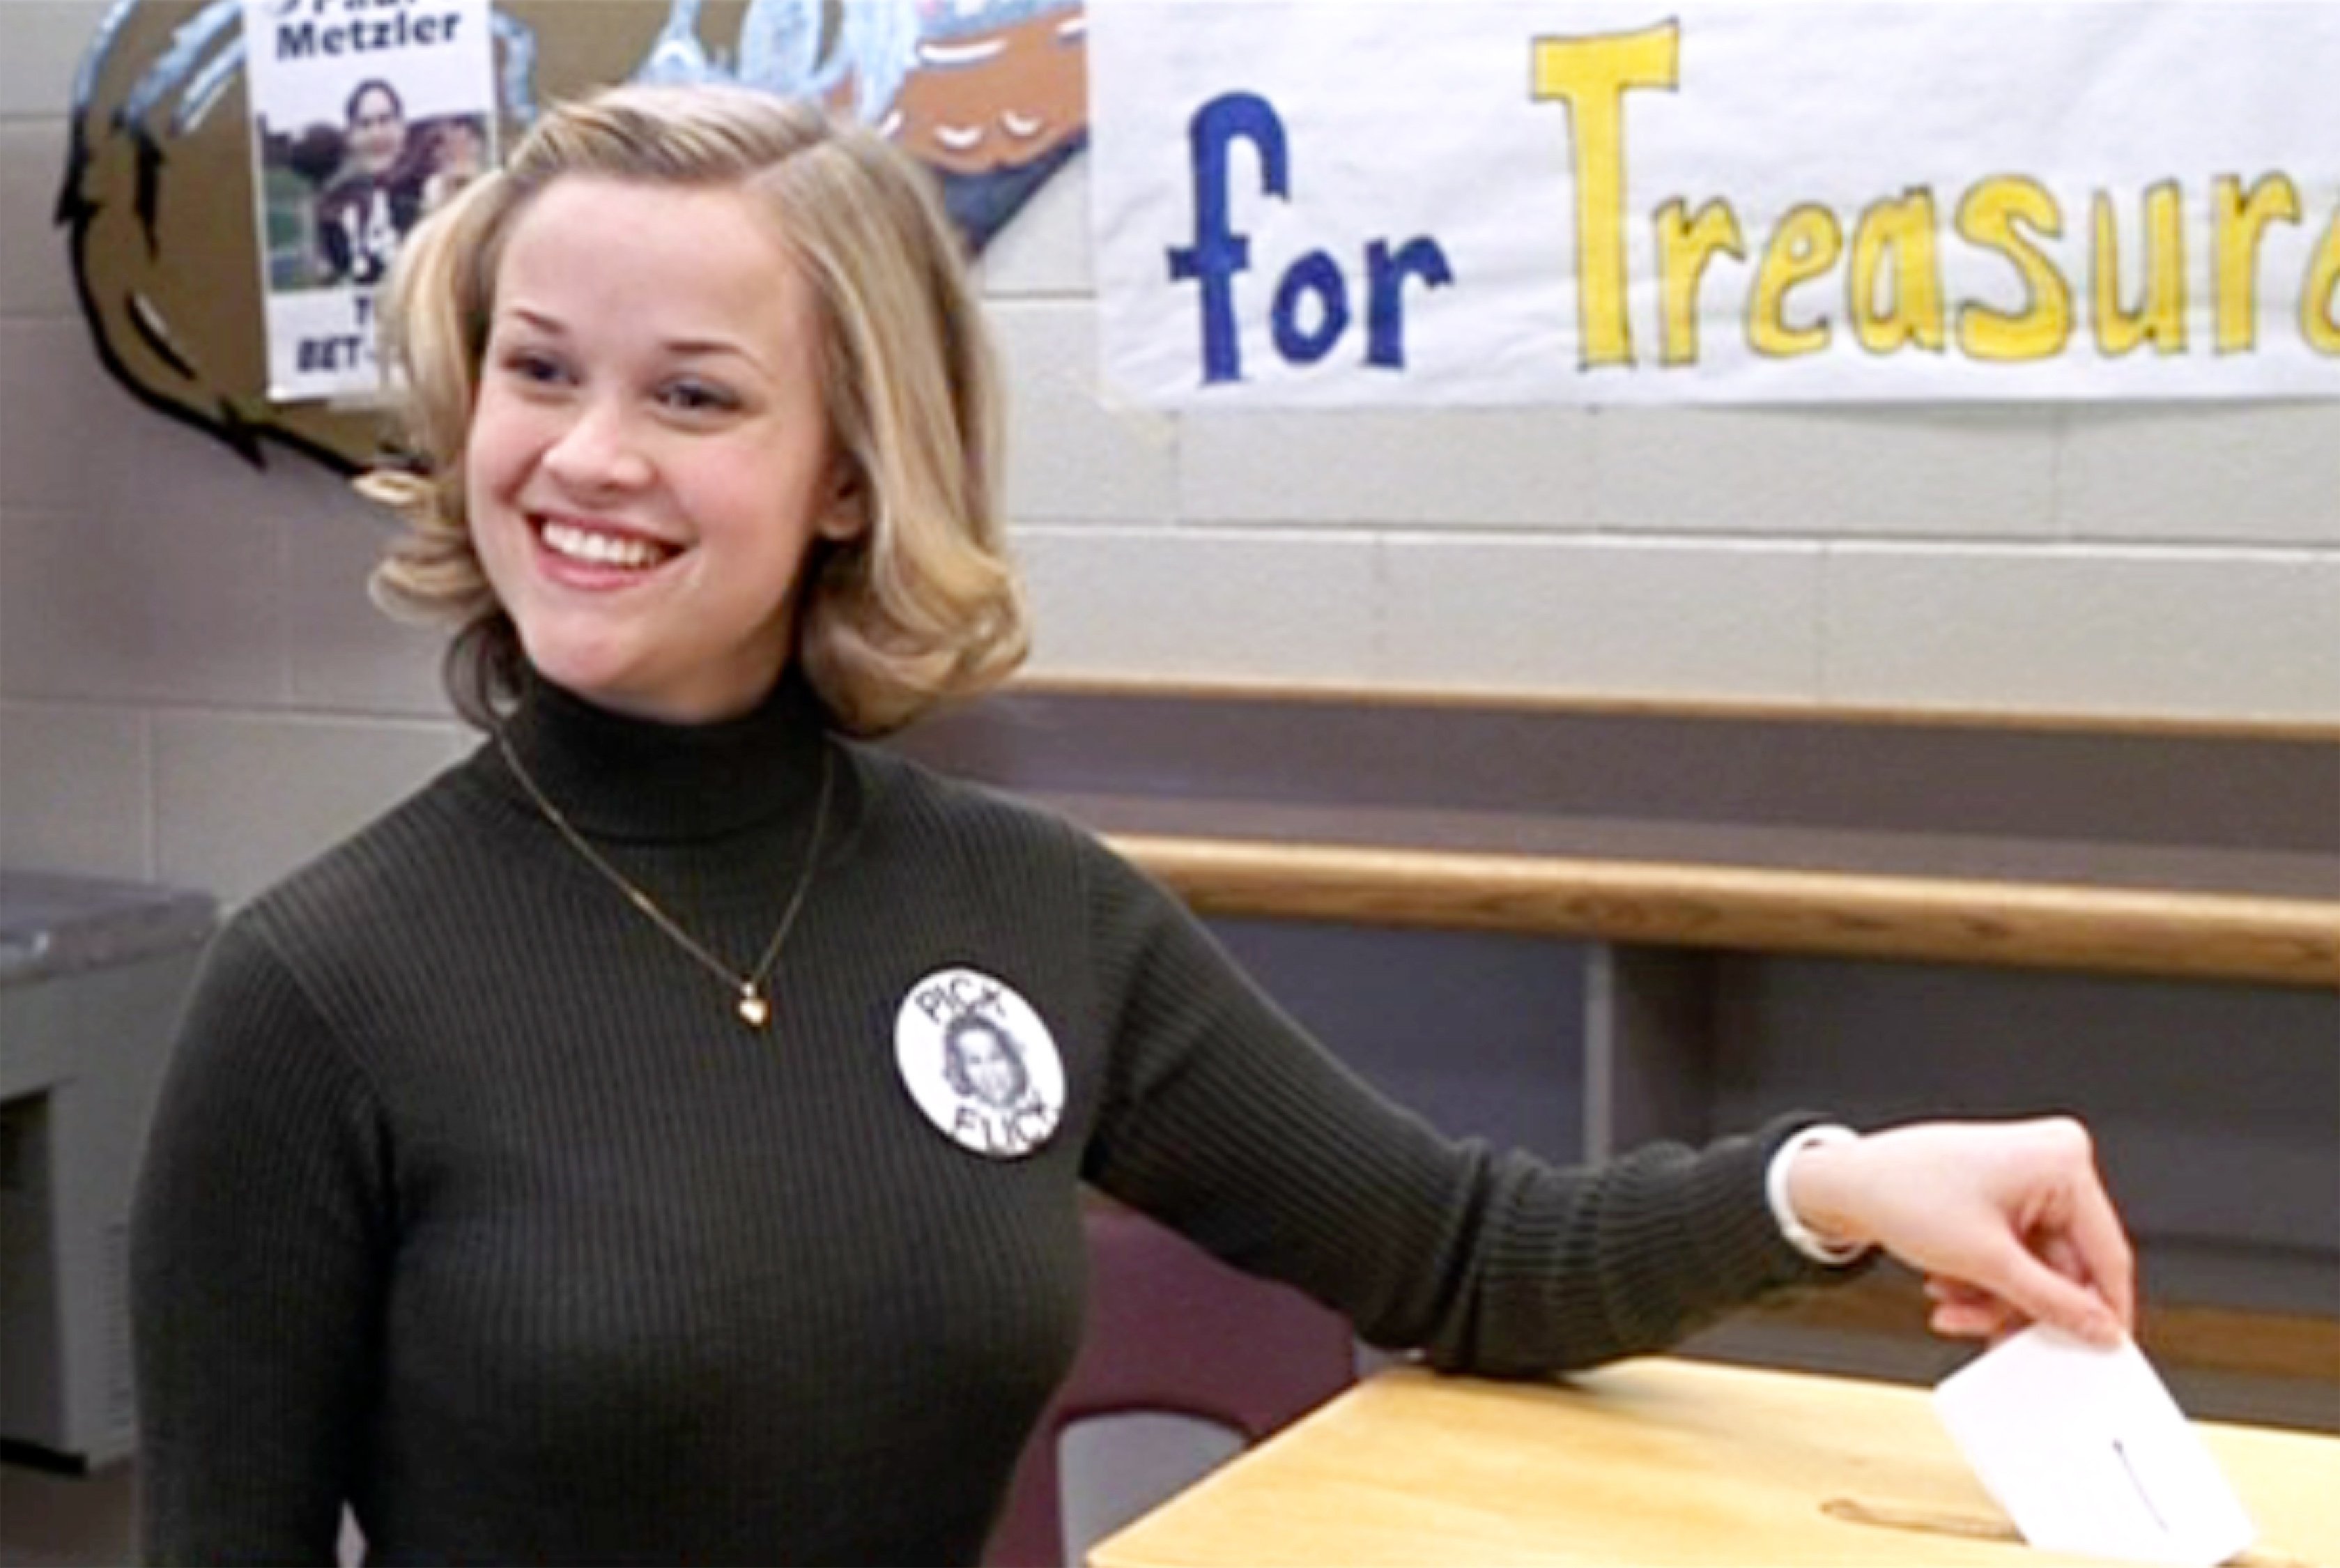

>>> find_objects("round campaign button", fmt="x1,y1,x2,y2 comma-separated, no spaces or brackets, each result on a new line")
893,967,1065,1160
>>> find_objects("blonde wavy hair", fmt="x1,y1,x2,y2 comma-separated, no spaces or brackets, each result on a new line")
362,83,1026,735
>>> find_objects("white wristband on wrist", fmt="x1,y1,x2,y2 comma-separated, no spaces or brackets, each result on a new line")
1766,1123,1870,1266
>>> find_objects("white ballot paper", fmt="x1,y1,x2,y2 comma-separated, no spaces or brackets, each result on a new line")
1934,1325,2256,1567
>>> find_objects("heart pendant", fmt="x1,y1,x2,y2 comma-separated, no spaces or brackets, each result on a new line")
738,991,771,1029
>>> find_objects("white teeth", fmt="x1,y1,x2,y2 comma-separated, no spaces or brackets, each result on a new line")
540,521,667,569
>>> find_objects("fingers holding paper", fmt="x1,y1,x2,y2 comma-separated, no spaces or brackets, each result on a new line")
1785,1117,2137,1346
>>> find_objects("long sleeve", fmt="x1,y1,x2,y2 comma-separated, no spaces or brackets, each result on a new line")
1077,843,1843,1376
132,917,392,1565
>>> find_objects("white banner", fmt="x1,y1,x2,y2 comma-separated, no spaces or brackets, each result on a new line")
1088,1,2340,405
242,0,498,402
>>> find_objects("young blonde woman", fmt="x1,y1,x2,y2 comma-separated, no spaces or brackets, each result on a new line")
132,84,2133,1565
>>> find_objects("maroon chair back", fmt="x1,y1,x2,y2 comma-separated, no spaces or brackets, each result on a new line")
983,1201,1357,1567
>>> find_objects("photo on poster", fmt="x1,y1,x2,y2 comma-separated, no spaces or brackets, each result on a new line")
240,0,498,401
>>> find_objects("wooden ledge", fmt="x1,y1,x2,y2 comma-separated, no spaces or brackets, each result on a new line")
1704,1266,2340,1398
895,684,2339,985
1113,836,2340,988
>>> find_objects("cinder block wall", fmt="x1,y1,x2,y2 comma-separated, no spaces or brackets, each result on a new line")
6,0,2339,913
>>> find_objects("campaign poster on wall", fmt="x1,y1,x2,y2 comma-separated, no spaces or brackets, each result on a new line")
1087,1,2340,406
241,0,498,402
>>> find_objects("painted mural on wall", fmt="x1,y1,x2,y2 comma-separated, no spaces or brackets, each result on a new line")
61,0,1088,472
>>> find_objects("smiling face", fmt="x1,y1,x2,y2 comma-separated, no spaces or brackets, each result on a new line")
347,84,406,177
953,1021,1026,1108
465,176,859,723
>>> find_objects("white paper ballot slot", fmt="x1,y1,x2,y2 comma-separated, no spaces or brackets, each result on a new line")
1934,1325,2259,1568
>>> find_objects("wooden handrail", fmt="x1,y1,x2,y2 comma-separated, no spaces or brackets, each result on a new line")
1112,835,2340,988
1011,672,2340,745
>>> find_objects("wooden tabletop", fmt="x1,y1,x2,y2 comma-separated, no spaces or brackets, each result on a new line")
1088,1360,2340,1568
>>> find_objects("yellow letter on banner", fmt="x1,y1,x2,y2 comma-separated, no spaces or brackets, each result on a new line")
2213,174,2302,353
1533,24,1680,369
1956,176,2072,362
1751,205,1844,358
1850,190,1948,353
2092,183,2187,357
2301,203,2340,356
1656,199,1746,367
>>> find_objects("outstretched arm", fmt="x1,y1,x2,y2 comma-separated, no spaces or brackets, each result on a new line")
1077,838,1854,1374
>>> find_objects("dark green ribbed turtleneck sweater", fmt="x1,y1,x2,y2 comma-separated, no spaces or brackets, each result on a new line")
132,672,1842,1565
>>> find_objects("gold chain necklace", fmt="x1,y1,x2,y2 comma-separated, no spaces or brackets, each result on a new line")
495,730,834,1031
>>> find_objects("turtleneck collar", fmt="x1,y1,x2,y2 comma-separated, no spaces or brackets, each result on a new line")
486,666,834,844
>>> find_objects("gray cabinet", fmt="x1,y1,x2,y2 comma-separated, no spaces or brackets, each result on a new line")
1,873,214,1470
